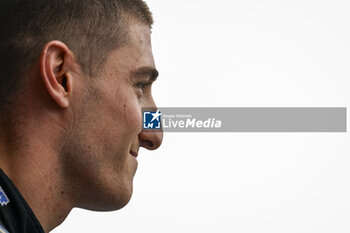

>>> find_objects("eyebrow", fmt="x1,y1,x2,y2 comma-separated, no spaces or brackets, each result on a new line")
133,66,159,82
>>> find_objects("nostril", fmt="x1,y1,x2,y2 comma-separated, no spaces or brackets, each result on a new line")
141,140,154,149
139,131,163,150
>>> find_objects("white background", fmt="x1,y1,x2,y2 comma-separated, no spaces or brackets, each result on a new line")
53,1,350,232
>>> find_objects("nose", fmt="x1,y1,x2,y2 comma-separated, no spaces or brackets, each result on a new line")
140,96,163,150
139,130,163,150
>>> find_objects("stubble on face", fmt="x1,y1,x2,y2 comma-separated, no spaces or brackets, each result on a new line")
60,21,156,211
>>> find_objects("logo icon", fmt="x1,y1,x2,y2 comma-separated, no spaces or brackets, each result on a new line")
0,186,9,206
143,110,161,129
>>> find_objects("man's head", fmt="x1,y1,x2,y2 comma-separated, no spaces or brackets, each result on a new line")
0,0,153,112
0,0,162,213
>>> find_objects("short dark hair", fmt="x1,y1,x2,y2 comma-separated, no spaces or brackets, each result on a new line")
0,0,153,111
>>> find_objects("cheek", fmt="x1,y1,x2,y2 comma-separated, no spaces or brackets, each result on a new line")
121,102,142,137
116,91,142,136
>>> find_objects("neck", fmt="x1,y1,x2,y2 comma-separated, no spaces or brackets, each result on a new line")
0,128,74,232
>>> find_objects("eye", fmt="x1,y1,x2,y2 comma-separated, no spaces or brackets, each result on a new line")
134,81,152,96
135,82,147,91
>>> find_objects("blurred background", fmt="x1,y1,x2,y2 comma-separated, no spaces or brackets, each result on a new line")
53,0,350,232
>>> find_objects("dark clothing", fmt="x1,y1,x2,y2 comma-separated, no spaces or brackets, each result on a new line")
0,169,45,233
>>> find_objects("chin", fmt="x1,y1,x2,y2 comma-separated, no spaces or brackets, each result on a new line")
106,186,134,211
80,180,134,212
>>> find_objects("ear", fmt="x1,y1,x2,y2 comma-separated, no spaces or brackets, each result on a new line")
39,40,76,108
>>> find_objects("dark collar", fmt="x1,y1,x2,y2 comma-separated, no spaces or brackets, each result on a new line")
0,169,45,233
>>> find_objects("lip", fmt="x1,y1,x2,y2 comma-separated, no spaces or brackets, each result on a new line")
129,150,138,158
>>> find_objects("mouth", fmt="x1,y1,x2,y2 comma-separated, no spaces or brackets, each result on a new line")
129,150,138,158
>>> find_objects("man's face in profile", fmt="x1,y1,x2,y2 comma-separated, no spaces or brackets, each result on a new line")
62,21,162,211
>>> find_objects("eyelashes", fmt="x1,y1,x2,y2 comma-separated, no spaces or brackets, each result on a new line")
135,82,148,91
134,81,152,98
